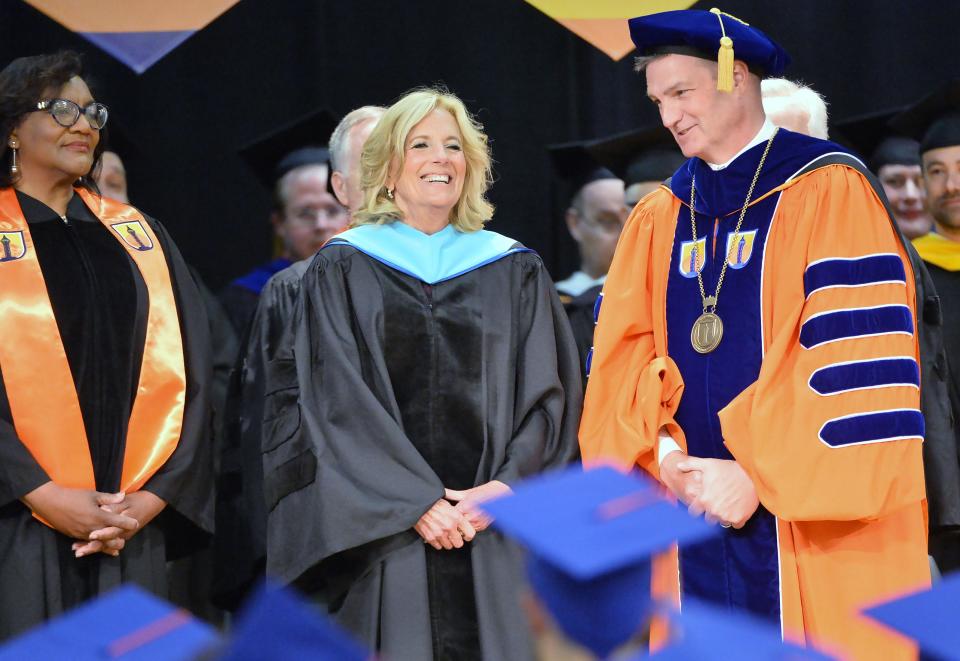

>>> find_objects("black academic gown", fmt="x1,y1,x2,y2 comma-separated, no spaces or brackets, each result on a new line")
920,262,960,574
0,191,213,639
265,241,582,661
213,259,308,610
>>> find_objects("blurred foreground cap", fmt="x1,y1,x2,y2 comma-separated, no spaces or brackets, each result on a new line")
482,466,717,658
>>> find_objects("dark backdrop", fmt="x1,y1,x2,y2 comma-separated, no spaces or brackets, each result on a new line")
2,0,958,288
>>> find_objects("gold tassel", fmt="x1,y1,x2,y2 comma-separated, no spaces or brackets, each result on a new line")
717,35,734,92
710,8,735,93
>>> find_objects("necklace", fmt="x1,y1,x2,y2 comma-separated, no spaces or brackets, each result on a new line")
689,127,778,354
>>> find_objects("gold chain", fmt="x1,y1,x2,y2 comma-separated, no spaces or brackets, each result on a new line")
690,127,778,313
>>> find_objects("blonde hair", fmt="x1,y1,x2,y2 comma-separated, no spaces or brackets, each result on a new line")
352,87,494,232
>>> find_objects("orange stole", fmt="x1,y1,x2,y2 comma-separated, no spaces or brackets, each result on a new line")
0,187,185,498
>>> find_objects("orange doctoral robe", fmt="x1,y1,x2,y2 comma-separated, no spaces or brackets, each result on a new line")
580,136,930,660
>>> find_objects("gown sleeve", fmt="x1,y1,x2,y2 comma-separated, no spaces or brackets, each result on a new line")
493,257,582,485
578,192,686,480
0,374,49,505
140,218,215,534
720,165,926,522
264,250,445,587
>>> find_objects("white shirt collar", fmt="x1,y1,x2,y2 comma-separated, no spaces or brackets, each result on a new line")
706,118,776,171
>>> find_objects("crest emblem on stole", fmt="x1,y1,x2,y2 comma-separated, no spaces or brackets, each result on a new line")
0,231,26,262
678,237,706,278
725,230,757,269
110,221,154,251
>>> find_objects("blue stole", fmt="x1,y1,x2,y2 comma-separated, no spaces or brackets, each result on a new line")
664,130,854,624
326,221,529,284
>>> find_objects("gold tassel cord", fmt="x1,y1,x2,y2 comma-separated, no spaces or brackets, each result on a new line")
710,8,735,92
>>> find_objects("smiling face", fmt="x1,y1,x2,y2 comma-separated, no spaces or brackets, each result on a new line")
9,75,100,186
645,54,749,163
923,145,960,240
389,108,467,226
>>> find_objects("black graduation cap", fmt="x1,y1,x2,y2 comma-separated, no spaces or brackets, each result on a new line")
99,115,141,161
833,109,920,173
891,79,960,155
584,125,685,186
548,141,619,198
238,108,339,189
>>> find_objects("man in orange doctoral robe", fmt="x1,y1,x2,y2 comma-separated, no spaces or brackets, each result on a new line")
579,9,930,660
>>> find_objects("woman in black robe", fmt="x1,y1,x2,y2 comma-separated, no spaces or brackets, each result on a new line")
0,53,212,638
263,89,582,659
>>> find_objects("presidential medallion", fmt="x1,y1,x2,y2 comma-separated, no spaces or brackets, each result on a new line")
691,312,723,354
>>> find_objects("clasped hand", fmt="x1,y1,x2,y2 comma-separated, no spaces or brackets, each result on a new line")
660,452,759,529
414,480,511,550
22,482,166,558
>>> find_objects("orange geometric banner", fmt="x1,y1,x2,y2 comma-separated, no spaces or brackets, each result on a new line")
524,0,698,60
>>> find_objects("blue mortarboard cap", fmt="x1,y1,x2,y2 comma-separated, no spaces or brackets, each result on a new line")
0,585,220,661
629,8,791,86
217,582,368,661
649,598,835,661
481,466,718,658
862,573,960,661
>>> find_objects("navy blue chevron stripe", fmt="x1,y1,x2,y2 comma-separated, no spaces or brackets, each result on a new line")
804,254,905,299
809,358,920,395
800,305,913,349
819,409,924,447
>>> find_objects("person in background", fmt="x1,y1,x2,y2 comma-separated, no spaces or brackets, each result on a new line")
218,109,349,335
895,81,960,574
550,143,627,303
581,9,929,659
266,88,581,660
0,51,212,638
212,105,385,610
761,77,829,139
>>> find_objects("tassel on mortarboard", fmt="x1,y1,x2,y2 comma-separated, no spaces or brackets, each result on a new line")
711,8,735,92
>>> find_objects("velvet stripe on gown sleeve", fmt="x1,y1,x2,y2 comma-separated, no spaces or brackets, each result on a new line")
720,166,926,522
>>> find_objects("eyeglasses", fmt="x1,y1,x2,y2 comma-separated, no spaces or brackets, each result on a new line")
33,99,109,130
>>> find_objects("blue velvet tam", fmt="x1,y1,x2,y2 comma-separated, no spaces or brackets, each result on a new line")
481,466,717,658
647,598,834,660
863,572,960,661
218,582,368,661
629,8,790,78
0,585,220,661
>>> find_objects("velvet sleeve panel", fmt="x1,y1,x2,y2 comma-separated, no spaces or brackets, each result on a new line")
578,189,687,481
720,165,926,522
493,254,582,485
140,217,215,533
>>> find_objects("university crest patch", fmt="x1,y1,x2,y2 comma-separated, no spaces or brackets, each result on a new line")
678,236,706,278
111,221,154,251
0,231,26,262
726,230,757,269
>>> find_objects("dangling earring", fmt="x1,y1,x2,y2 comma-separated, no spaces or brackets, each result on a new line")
8,139,19,178
386,187,394,200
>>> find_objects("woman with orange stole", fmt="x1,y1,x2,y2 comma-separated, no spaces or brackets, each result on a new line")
0,52,212,638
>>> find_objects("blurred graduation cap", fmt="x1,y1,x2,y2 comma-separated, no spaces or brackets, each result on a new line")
648,598,834,660
891,79,960,155
862,573,960,661
481,466,718,658
238,108,338,189
833,109,920,173
548,141,619,200
0,585,219,661
217,582,368,661
585,126,685,186
629,8,790,91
